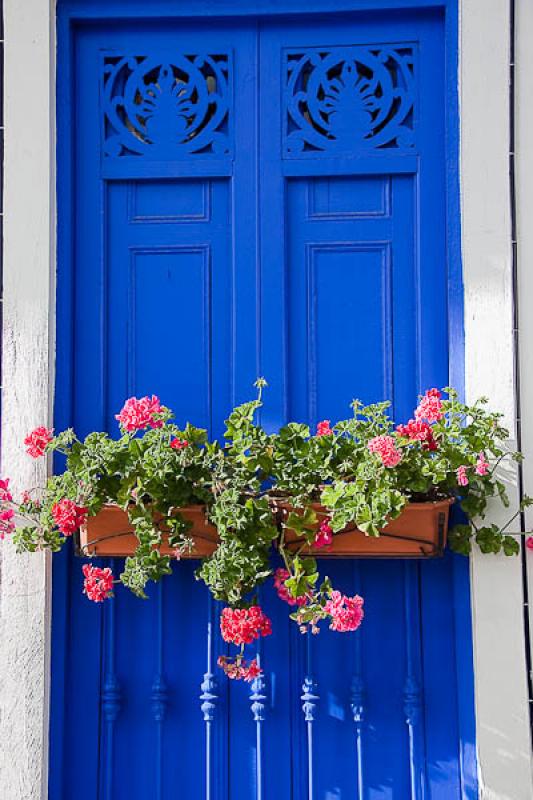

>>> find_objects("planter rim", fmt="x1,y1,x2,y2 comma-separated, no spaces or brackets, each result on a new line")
271,496,455,510
92,501,209,513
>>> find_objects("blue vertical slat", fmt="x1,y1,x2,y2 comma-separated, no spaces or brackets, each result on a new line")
200,594,219,800
249,643,267,800
258,21,288,430
416,10,448,391
151,582,168,800
231,21,260,413
403,563,428,800
420,554,463,799
351,563,366,799
101,561,121,800
301,637,319,800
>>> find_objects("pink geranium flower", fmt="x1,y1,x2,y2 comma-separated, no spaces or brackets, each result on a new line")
273,568,307,606
456,465,469,487
0,508,15,539
220,606,272,646
475,452,490,476
24,426,53,458
316,420,333,437
0,479,13,504
315,519,333,548
368,435,402,468
396,419,438,451
217,655,263,682
415,389,444,424
51,499,88,536
170,438,189,450
115,395,165,432
324,591,364,632
82,564,114,602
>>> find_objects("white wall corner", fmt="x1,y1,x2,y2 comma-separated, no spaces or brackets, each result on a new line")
0,2,56,799
460,0,533,797
516,0,533,791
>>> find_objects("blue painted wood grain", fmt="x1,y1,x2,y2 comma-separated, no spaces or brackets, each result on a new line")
52,3,477,798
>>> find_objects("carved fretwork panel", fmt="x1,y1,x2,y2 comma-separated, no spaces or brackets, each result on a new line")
284,45,416,156
102,54,232,159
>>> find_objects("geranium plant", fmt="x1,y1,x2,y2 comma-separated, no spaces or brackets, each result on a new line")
269,387,530,553
2,382,530,681
12,396,217,597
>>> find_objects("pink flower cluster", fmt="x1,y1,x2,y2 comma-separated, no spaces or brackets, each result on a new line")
396,418,438,451
315,519,333,548
456,465,469,487
82,564,114,602
456,453,490,487
0,479,13,504
273,568,307,606
115,395,164,432
316,420,333,437
476,452,489,476
368,435,402,468
0,479,15,539
415,388,444,424
217,656,262,682
220,606,272,646
324,591,364,632
51,499,88,536
0,509,15,539
170,438,189,450
24,426,53,458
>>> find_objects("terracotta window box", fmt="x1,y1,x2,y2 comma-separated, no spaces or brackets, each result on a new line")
77,503,218,558
278,498,454,558
77,499,453,560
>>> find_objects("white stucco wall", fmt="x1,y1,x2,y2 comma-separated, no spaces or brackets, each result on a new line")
0,2,55,799
461,0,533,797
516,0,533,714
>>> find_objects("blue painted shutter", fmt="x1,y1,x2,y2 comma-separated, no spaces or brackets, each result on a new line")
52,8,476,800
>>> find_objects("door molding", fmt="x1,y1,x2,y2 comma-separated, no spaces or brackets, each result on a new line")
1,1,531,798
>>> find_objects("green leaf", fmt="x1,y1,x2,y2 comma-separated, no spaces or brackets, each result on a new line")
502,536,520,556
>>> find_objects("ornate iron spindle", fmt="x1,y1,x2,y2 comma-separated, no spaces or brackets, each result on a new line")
101,560,121,800
301,636,319,800
350,563,366,799
200,594,218,800
250,642,267,800
403,562,427,800
151,582,168,799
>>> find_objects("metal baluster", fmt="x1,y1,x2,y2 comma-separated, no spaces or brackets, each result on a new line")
200,594,218,800
350,563,366,799
101,560,121,800
250,641,267,800
151,581,168,800
403,562,427,800
301,636,319,800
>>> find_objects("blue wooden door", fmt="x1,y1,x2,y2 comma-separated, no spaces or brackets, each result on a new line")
52,4,477,799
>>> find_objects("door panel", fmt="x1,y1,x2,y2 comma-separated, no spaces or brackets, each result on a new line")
53,6,475,799
286,175,416,424
107,179,232,432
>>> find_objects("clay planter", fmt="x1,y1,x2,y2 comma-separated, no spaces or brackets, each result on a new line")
277,498,454,558
78,504,218,558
